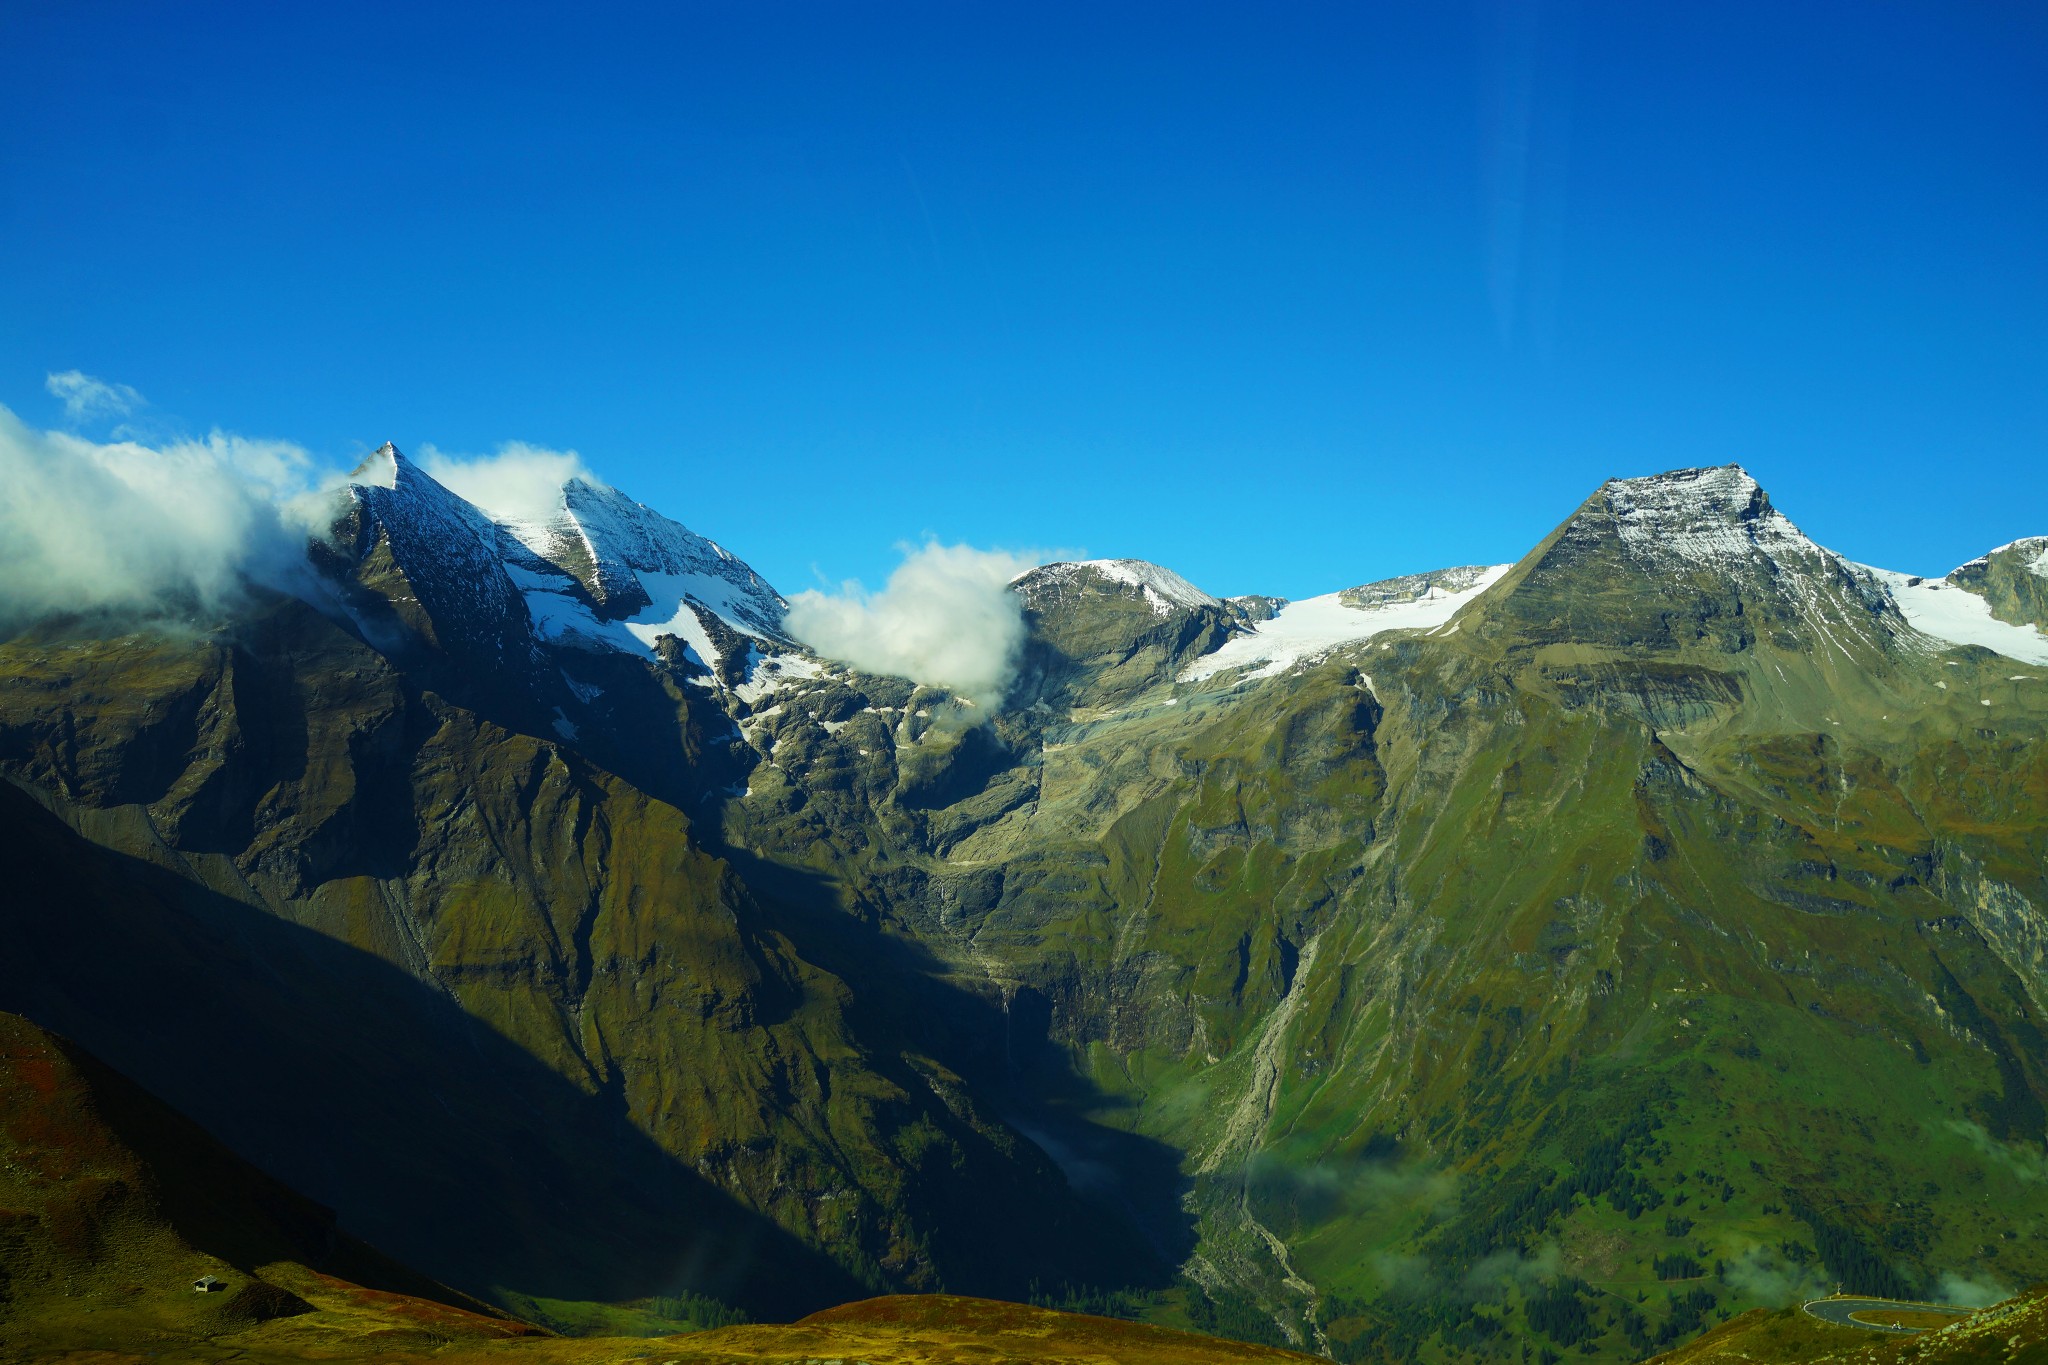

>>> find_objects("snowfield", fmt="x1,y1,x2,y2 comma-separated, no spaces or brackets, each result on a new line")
1182,564,1512,682
1863,566,2048,666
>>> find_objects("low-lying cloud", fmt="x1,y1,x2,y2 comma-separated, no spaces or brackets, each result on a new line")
1934,1271,2013,1308
1372,1241,1557,1303
419,441,601,526
1946,1119,2048,1183
0,404,328,630
0,395,621,639
785,542,1043,707
1461,1242,1562,1299
1721,1243,1826,1308
1246,1153,1461,1233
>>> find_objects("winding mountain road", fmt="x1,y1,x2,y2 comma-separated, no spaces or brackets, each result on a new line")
1802,1297,1969,1334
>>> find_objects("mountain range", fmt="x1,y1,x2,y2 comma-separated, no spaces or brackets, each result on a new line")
3,451,2045,1363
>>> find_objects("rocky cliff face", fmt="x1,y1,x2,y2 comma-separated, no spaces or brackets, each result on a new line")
1012,559,1251,710
1948,536,2048,633
3,458,2046,1361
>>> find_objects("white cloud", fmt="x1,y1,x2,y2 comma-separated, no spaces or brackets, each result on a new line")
784,542,1044,707
1946,1118,2048,1183
1370,1238,1558,1304
418,441,601,526
0,405,323,630
1722,1243,1827,1308
0,407,628,636
1460,1241,1560,1299
1934,1271,2013,1308
45,370,145,423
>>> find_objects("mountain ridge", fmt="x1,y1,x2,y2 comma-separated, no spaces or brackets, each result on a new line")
3,455,2046,1362
315,452,2048,699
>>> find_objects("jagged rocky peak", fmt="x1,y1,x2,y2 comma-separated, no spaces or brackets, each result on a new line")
312,443,536,670
1228,593,1287,624
489,476,787,637
1010,559,1248,708
1539,463,1874,597
330,441,503,571
1591,464,1823,570
1016,558,1222,618
1492,464,1904,657
346,440,404,489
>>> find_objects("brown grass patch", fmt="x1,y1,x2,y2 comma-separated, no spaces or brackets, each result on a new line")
669,1294,1321,1364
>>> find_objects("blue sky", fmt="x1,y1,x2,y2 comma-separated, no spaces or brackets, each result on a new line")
3,1,2043,598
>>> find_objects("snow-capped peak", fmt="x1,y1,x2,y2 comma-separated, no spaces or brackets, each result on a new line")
561,479,784,630
318,442,794,685
481,476,784,634
1597,465,1820,570
339,440,498,543
435,470,791,680
347,441,403,490
1022,559,1222,616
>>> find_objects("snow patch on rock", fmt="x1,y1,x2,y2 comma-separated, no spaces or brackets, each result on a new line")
734,653,824,705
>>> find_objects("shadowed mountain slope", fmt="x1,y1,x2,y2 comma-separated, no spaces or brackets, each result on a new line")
0,1008,547,1360
0,594,1141,1319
